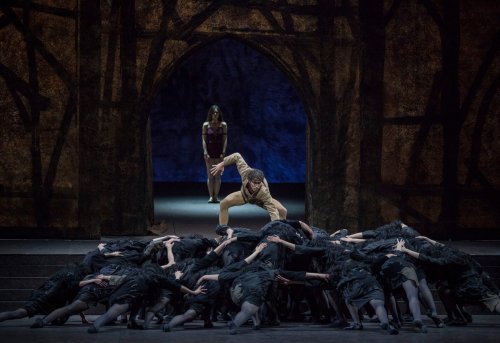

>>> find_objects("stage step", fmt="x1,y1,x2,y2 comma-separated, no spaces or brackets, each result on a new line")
0,252,97,315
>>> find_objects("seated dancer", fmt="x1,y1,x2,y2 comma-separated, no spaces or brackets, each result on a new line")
0,263,88,325
210,152,287,225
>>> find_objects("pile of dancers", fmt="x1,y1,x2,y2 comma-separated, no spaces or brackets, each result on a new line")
0,219,499,335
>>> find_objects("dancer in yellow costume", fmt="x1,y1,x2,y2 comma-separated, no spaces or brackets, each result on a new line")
210,152,287,225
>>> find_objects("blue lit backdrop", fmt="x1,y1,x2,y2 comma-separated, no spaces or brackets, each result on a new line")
150,38,306,183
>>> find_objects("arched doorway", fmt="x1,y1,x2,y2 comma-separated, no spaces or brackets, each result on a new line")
149,38,307,234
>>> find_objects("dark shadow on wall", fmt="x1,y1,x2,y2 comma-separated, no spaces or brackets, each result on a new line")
150,38,306,184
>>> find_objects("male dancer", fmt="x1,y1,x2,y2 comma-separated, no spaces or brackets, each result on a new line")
210,152,287,225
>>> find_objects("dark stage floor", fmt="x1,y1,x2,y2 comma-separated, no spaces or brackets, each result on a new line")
1,315,500,343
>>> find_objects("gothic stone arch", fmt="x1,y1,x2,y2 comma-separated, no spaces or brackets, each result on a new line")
84,1,356,237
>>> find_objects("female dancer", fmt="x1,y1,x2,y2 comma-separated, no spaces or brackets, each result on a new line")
202,104,227,203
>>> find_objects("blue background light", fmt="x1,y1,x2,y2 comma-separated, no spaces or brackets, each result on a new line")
150,38,306,183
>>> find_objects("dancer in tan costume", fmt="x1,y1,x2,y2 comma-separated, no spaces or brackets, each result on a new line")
210,152,287,225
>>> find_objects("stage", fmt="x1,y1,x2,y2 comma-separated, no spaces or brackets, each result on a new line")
152,182,306,237
1,315,500,343
0,182,499,342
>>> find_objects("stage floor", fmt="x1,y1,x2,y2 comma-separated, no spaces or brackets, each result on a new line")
0,181,499,255
0,180,499,254
1,315,500,343
152,182,306,237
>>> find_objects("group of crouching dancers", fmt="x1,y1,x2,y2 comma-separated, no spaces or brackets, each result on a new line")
0,220,499,335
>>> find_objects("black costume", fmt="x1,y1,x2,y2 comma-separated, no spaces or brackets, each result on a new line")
23,263,88,317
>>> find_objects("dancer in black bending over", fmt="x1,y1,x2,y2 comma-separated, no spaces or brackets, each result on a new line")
346,220,420,241
267,234,398,334
349,241,428,333
161,238,237,332
30,263,135,329
87,263,206,333
0,263,88,325
394,237,500,320
194,241,330,335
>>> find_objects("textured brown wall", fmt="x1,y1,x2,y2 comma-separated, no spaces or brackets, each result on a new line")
0,1,79,237
380,0,500,238
0,0,498,239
